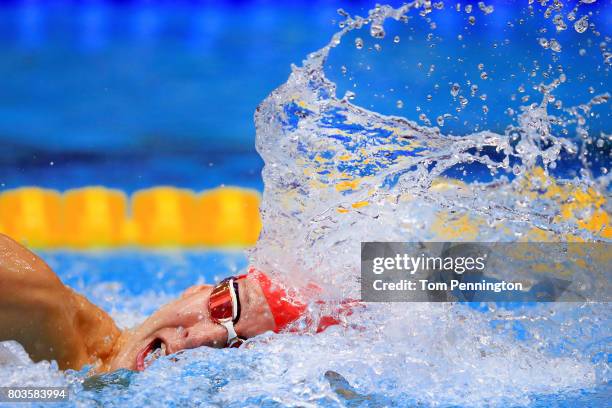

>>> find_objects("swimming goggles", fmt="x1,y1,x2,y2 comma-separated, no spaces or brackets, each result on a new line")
208,277,245,348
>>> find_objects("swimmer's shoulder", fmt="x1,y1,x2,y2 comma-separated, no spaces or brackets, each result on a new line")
0,233,65,299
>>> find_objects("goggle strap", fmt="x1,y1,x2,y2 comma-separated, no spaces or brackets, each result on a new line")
220,320,239,346
228,278,239,322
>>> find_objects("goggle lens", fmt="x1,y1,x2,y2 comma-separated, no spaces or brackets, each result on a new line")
208,278,245,348
208,280,234,322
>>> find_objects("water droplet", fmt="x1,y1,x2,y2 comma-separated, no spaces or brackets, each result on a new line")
450,83,461,97
343,91,356,101
465,4,473,13
477,63,484,70
419,113,431,125
596,139,604,148
480,71,489,80
478,2,495,15
468,16,476,25
574,16,589,33
549,39,562,52
588,86,595,94
457,34,463,41
553,14,567,31
436,116,444,126
512,165,522,175
340,65,347,75
539,38,550,49
396,99,404,109
579,48,587,56
544,8,553,19
471,84,479,96
337,8,348,17
420,4,433,16
601,167,609,174
518,84,525,93
482,105,489,114
374,43,382,52
393,35,400,43
355,37,364,49
370,23,385,39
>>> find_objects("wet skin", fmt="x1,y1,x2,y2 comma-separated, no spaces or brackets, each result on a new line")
0,234,275,372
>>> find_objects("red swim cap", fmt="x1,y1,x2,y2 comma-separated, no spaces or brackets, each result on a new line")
247,267,307,332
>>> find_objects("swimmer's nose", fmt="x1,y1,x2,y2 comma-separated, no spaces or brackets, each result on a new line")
167,321,227,352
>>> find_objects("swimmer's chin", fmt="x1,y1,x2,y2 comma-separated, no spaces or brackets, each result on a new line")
101,329,145,373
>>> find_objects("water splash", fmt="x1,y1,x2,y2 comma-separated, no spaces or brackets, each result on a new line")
248,1,610,405
251,1,609,287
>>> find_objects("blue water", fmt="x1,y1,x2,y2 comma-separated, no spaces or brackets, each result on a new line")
44,250,247,303
0,1,348,191
0,152,264,193
0,1,609,191
0,252,601,407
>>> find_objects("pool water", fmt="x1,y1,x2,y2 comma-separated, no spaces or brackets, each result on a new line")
0,251,609,407
43,251,249,326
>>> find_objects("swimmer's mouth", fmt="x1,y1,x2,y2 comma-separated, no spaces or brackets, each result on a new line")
136,338,167,371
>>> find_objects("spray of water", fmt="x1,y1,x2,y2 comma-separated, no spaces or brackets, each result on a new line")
250,1,610,289
245,1,610,405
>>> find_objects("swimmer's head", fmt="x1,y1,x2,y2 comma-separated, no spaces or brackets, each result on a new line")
106,276,274,372
108,284,228,371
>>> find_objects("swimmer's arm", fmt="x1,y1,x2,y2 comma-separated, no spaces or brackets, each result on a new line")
0,233,119,370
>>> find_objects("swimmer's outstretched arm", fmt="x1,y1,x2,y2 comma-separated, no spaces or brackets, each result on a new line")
0,233,120,370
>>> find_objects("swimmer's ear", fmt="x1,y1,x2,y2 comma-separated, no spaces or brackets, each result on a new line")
181,285,211,298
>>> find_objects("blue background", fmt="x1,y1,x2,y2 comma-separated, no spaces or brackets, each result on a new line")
0,0,609,192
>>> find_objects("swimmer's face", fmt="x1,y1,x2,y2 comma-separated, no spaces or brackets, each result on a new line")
108,284,227,371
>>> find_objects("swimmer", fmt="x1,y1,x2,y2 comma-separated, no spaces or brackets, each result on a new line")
0,233,349,373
